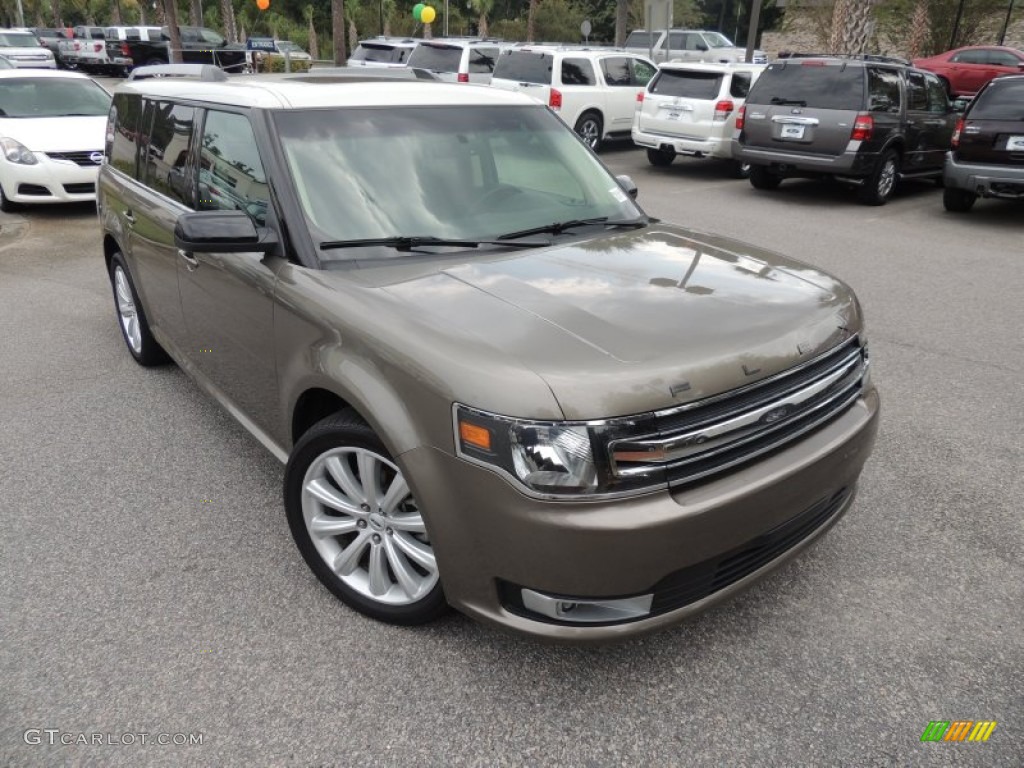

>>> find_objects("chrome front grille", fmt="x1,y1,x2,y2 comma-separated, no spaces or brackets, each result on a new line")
609,337,867,487
46,150,103,166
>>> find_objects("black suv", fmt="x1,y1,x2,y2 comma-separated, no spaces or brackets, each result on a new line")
943,74,1024,212
734,57,958,205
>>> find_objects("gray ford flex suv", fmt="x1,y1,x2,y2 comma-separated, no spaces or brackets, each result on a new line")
97,67,879,642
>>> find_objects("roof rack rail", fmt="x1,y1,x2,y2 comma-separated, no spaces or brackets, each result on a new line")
128,63,229,81
777,51,911,66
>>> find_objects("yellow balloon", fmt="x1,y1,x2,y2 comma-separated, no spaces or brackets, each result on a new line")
420,6,436,23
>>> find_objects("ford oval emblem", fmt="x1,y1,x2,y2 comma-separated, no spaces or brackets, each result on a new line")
90,151,104,164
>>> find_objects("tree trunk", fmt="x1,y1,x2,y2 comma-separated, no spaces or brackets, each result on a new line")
829,0,876,54
348,18,357,52
308,11,318,59
112,0,122,25
424,22,432,39
907,0,929,59
614,0,629,47
332,0,346,65
526,0,538,42
163,0,183,63
190,0,203,26
50,0,61,27
478,12,487,37
220,0,236,41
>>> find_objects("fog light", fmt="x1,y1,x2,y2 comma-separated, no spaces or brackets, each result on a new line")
521,589,653,624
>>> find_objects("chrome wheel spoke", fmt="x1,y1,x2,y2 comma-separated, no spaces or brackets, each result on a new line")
392,531,436,572
367,544,390,596
388,510,426,534
378,474,410,516
331,530,371,576
306,477,362,516
309,514,359,538
384,536,422,599
357,451,382,503
325,455,365,505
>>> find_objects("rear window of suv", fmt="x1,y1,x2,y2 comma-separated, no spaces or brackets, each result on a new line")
651,70,724,99
351,43,406,63
746,62,865,110
969,80,1024,120
407,43,462,72
493,51,553,84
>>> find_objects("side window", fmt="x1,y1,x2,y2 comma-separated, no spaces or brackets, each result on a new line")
108,92,143,178
665,33,686,50
907,72,928,111
925,74,949,113
730,72,752,98
987,50,1020,67
561,57,595,86
601,56,632,86
197,110,270,226
469,47,498,74
142,101,196,207
631,58,657,86
683,33,705,51
867,68,901,113
952,50,986,64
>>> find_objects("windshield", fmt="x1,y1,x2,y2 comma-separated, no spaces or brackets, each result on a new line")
350,44,401,62
0,77,111,117
199,28,225,45
277,40,299,51
0,33,40,47
273,105,642,260
703,32,733,49
407,44,462,72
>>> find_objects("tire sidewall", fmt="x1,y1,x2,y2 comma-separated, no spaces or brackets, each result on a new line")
109,251,168,366
575,113,602,152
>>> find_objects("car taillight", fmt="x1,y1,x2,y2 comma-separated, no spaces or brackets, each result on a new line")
457,72,469,83
951,117,964,148
636,92,644,104
735,105,746,130
549,88,562,110
120,42,131,56
94,42,103,52
851,113,874,141
714,99,735,121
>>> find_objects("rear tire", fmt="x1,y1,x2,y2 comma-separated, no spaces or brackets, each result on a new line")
731,160,752,179
574,112,603,152
145,57,167,67
943,187,977,213
858,150,899,206
749,165,782,190
646,148,675,167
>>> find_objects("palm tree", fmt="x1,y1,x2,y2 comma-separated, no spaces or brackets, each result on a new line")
468,0,493,36
907,0,929,58
307,5,318,59
163,0,183,63
614,0,628,46
221,0,237,41
829,0,878,54
526,0,538,42
332,0,347,65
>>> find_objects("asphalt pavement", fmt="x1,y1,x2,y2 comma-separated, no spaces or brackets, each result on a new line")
1,146,1021,767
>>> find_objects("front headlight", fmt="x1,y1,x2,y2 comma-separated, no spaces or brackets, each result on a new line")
1,137,38,166
454,404,664,498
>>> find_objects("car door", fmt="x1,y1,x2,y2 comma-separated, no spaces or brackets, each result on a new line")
120,98,192,351
903,71,932,171
599,56,642,132
178,108,281,435
922,72,955,169
949,49,990,94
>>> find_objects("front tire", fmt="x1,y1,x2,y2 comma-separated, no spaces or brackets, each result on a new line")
943,187,977,213
749,165,782,190
858,149,899,206
108,252,170,366
0,184,21,212
574,112,603,152
285,409,448,626
646,148,675,167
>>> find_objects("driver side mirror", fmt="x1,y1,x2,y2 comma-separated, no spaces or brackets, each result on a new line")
616,174,639,200
174,210,278,253
950,96,971,113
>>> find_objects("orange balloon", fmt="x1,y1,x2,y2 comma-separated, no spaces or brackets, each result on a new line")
256,0,270,9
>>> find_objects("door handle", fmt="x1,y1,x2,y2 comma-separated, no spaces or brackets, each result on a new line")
122,209,135,225
177,249,199,271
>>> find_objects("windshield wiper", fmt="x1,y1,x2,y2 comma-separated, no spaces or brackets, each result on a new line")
319,235,546,251
496,216,647,241
769,97,808,107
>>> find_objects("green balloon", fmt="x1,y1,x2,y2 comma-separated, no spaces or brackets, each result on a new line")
412,3,425,20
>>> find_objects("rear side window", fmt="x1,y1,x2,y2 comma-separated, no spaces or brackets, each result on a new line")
351,44,397,63
969,80,1024,120
925,75,949,113
987,50,1021,67
907,72,928,111
867,67,902,113
142,101,196,207
631,59,656,86
729,72,752,98
651,70,724,99
625,32,657,48
108,92,142,178
469,47,498,74
493,51,553,84
561,58,595,86
197,110,270,226
407,44,462,73
601,57,632,86
746,62,865,110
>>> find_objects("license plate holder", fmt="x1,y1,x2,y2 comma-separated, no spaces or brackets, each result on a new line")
781,124,806,140
1006,135,1024,151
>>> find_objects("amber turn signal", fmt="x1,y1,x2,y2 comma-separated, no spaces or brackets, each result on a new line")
459,421,492,451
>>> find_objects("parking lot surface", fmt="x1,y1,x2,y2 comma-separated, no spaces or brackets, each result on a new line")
1,143,1022,766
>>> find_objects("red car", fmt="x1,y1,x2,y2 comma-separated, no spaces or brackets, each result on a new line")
913,46,1024,96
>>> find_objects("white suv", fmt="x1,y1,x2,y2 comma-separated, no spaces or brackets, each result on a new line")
490,46,657,151
405,39,509,83
632,61,764,177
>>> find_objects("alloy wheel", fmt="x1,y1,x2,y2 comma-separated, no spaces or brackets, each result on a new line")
114,265,142,354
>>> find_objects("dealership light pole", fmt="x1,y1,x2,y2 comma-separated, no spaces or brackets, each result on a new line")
998,0,1016,45
949,0,967,49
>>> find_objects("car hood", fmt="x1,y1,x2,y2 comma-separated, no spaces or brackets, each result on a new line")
1,46,53,57
352,224,861,419
0,115,106,152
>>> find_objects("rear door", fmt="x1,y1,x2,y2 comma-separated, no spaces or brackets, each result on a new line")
921,72,955,168
949,49,991,94
640,68,725,138
956,79,1024,167
599,55,643,132
740,60,864,156
489,50,554,106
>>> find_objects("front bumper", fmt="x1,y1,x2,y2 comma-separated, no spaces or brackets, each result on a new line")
944,153,1024,199
0,154,100,204
400,387,880,642
8,59,57,69
633,127,733,160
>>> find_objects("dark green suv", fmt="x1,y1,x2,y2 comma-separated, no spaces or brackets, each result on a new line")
734,57,958,205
